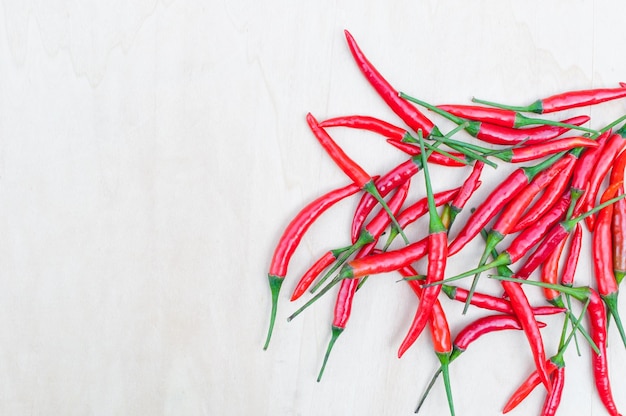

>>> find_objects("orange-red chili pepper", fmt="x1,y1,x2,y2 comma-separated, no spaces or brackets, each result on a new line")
448,161,484,227
611,149,626,284
540,237,568,307
560,223,582,287
494,137,597,163
385,139,468,167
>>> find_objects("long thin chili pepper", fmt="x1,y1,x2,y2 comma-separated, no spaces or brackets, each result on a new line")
441,284,565,316
264,181,360,349
344,30,435,136
436,104,590,136
399,266,454,416
448,161,484,228
592,182,626,348
560,223,582,287
540,237,568,307
320,115,470,167
611,149,626,284
492,137,597,163
447,151,567,257
512,158,575,233
291,247,349,301
472,85,626,114
397,130,448,358
401,92,598,135
306,113,409,243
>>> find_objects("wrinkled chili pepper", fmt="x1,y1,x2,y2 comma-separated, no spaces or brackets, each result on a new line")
472,85,626,114
264,181,360,349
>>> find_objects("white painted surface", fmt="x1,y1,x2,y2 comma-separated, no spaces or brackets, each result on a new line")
1,1,625,415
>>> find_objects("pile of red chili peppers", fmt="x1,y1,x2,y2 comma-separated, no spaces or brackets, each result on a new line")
264,30,626,416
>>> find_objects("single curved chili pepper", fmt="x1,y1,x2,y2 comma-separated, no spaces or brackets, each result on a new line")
344,30,435,136
436,104,590,137
264,181,360,349
448,161,484,228
493,137,598,163
307,113,409,244
402,93,598,135
396,131,448,358
541,366,565,416
472,85,626,114
400,265,454,416
320,115,408,140
447,151,566,257
441,284,565,316
592,182,626,348
579,133,626,230
560,223,582,287
512,158,576,233
540,237,568,307
291,248,348,301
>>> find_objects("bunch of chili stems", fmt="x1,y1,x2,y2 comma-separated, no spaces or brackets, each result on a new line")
264,30,626,416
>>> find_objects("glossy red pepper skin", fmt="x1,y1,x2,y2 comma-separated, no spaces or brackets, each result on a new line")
385,139,467,167
450,161,484,217
442,284,565,316
344,30,435,136
540,237,567,306
320,115,407,141
340,237,428,279
437,104,589,138
560,223,582,287
541,366,565,416
502,359,559,414
265,182,360,349
452,315,527,356
501,280,552,392
291,251,337,301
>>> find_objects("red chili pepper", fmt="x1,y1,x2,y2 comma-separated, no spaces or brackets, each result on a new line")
291,249,346,301
448,161,484,228
611,149,626,284
501,279,553,392
512,158,576,233
264,181,360,349
307,113,409,243
400,265,454,416
540,237,568,307
560,223,582,287
447,151,566,257
320,115,408,140
592,182,626,348
501,359,559,414
437,103,590,137
396,131,448,358
493,137,598,163
473,85,626,114
441,284,565,316
540,366,565,416
402,93,598,135
343,31,435,136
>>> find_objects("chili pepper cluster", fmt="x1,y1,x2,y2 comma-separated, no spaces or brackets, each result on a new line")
264,29,626,416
